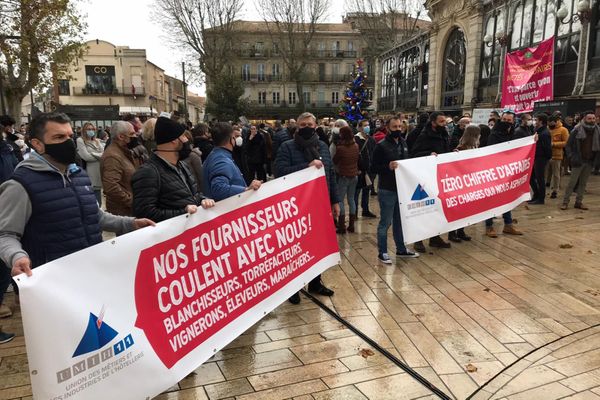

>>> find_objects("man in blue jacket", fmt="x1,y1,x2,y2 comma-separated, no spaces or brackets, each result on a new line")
275,112,340,304
203,122,262,201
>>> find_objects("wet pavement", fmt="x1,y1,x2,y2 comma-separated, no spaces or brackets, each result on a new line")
1,176,599,400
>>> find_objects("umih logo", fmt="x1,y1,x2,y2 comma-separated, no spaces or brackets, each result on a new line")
56,307,135,384
408,184,435,210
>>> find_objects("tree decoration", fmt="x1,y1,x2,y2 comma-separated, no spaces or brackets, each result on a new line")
338,59,372,122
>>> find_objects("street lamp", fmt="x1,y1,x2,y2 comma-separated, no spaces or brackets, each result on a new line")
557,0,592,24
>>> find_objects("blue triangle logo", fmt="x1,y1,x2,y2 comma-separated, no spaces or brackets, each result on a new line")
411,184,429,201
73,313,118,357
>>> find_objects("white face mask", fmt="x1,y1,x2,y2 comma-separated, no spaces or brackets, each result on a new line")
15,139,25,148
235,136,244,147
527,120,534,126
332,127,340,134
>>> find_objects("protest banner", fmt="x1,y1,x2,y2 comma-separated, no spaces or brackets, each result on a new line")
395,137,535,244
15,167,340,400
501,36,554,113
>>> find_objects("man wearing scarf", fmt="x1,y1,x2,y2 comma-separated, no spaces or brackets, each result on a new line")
274,112,340,305
561,111,600,210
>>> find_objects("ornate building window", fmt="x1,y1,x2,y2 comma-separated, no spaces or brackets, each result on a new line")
441,28,466,109
480,9,506,84
510,0,580,63
395,47,420,110
379,56,396,111
592,0,600,58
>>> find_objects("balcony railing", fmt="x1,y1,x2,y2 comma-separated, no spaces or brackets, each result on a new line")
241,74,372,84
241,74,283,82
72,86,146,96
237,49,358,59
249,100,338,108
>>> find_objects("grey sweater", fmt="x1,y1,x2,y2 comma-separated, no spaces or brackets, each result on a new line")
0,154,136,268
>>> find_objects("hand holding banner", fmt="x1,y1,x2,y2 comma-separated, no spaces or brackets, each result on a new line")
16,167,340,400
395,137,535,243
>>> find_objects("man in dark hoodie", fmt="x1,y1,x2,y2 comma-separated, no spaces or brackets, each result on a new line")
484,111,523,237
411,112,452,251
561,110,600,210
528,113,552,205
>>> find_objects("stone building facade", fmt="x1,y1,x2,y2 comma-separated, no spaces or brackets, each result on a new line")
378,0,600,116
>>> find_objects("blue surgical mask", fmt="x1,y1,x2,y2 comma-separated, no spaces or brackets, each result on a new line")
363,126,371,135
86,130,96,138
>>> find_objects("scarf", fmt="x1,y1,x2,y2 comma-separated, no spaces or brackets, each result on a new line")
294,133,321,162
575,123,600,152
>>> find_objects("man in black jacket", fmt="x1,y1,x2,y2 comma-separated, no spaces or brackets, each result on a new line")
132,117,215,223
410,112,452,251
275,112,340,304
484,111,523,237
528,114,552,205
406,112,429,154
371,116,419,264
513,113,533,139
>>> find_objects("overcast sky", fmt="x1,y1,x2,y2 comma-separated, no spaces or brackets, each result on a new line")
81,0,348,95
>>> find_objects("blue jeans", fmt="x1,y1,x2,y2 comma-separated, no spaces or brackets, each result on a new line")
377,189,407,254
354,182,371,212
485,211,513,227
337,176,358,215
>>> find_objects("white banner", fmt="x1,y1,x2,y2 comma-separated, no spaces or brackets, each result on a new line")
16,167,340,400
395,137,536,244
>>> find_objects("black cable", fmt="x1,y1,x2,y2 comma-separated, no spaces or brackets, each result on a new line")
301,289,453,400
465,322,600,400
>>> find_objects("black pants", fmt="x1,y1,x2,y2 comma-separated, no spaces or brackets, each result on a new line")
530,158,549,201
0,260,13,305
248,163,267,182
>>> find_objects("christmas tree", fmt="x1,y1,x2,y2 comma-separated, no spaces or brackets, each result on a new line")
338,59,372,122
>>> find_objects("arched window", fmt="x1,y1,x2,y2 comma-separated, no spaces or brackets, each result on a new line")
441,28,466,109
422,45,429,106
591,0,600,59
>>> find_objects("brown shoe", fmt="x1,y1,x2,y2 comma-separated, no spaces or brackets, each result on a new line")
574,203,589,210
560,203,568,210
503,224,523,235
485,227,498,238
0,304,12,318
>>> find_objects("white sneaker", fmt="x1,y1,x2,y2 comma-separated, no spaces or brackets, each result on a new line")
378,253,392,264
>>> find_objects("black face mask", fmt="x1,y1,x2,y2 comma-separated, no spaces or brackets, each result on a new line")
43,139,77,165
495,121,512,134
127,137,140,149
7,133,18,141
178,140,192,160
390,130,402,139
298,127,315,140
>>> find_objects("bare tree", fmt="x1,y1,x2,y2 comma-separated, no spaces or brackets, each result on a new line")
154,0,243,84
257,0,330,111
0,0,86,119
344,0,426,59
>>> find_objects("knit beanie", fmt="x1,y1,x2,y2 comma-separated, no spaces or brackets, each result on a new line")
155,116,186,145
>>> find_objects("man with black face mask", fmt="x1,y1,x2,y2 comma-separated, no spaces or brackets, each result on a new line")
561,110,600,210
411,112,452,251
101,121,139,216
0,112,156,275
275,112,340,305
484,111,523,237
132,116,215,223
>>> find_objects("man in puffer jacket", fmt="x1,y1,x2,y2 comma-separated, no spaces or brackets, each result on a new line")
132,117,215,222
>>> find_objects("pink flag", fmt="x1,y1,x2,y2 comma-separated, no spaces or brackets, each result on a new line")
501,37,554,113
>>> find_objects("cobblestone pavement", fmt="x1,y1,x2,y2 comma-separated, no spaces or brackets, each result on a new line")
1,176,599,400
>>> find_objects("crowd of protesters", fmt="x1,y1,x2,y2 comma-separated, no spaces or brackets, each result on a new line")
0,106,598,341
